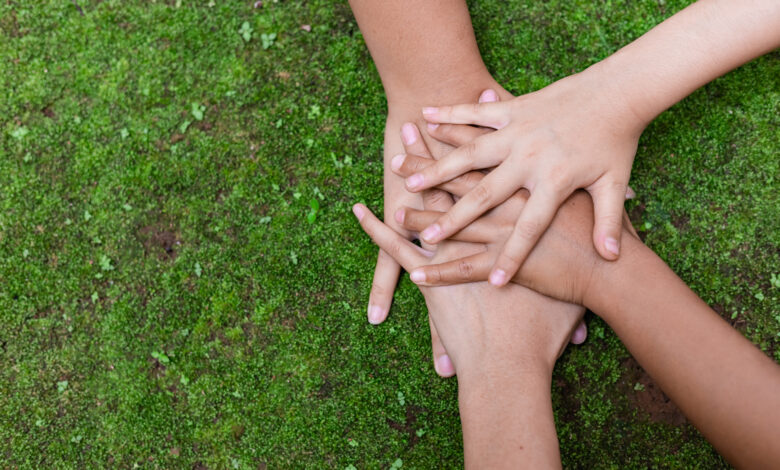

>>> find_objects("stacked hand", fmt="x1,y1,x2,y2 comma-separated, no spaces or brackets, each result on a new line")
395,66,644,286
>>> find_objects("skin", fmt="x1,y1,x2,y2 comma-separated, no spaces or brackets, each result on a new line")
366,124,780,468
347,0,587,379
400,0,780,286
353,123,583,468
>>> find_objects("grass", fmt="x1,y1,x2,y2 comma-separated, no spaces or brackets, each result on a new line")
0,0,777,468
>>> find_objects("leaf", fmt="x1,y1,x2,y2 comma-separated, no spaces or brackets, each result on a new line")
240,21,253,42
191,103,205,121
11,126,29,139
194,262,202,278
57,380,68,393
99,255,114,271
261,32,276,49
307,198,320,224
396,391,405,406
180,120,192,133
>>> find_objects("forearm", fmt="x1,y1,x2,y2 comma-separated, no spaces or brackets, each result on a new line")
457,354,560,469
590,239,780,468
596,0,780,126
348,0,494,109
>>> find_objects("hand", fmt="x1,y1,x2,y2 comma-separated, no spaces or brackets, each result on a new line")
369,90,514,377
393,164,640,307
396,65,645,286
357,122,587,369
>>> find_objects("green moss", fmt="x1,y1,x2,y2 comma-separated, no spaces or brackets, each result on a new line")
0,0,775,467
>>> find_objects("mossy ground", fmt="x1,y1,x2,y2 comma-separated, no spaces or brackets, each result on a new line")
1,0,777,468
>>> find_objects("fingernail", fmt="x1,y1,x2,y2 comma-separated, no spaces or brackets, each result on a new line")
410,270,426,283
571,322,587,344
479,89,498,103
401,123,417,145
427,123,439,132
625,187,636,200
422,107,438,116
420,224,441,242
367,305,384,325
605,237,620,256
391,154,405,171
489,269,507,286
394,208,405,224
352,204,365,220
435,354,455,376
406,173,424,190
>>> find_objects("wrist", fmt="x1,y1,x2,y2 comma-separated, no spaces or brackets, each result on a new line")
585,57,653,134
584,232,651,319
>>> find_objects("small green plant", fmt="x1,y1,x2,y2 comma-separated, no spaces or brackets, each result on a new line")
307,199,320,224
191,102,205,121
396,391,405,406
239,21,253,42
57,380,68,393
261,32,276,49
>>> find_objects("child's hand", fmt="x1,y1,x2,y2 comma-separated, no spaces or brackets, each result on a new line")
397,67,645,286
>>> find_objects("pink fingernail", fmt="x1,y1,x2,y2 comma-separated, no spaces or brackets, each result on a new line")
479,89,498,103
391,154,405,171
410,270,426,283
406,173,424,190
435,354,455,376
625,187,636,200
489,269,507,286
394,208,405,224
352,204,365,220
401,123,417,145
420,224,441,242
426,123,439,132
422,107,438,116
605,237,620,256
367,305,384,325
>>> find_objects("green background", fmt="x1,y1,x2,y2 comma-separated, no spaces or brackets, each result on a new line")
1,0,778,468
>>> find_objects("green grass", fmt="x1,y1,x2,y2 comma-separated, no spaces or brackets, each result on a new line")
1,0,777,468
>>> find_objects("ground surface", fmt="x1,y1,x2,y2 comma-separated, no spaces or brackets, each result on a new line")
1,0,778,468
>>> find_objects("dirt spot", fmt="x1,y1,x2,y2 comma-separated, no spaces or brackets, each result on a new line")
316,375,333,399
231,424,245,441
671,214,689,231
620,357,686,426
42,106,56,118
386,404,424,450
137,223,181,260
170,133,186,144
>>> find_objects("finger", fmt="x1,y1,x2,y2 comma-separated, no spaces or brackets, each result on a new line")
399,122,455,212
569,320,587,345
588,178,628,261
429,315,455,377
626,185,636,200
408,252,493,286
404,134,506,192
367,249,400,325
419,162,521,244
426,123,492,148
352,204,425,270
489,189,563,286
396,208,500,244
422,101,510,129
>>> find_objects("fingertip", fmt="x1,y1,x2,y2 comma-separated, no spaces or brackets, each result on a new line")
604,236,620,258
488,268,508,287
394,208,405,225
570,321,587,345
406,173,424,191
352,204,365,220
367,305,386,325
420,224,442,244
410,269,426,284
401,122,417,145
426,122,439,133
391,154,405,172
479,89,498,103
434,354,455,377
422,107,439,119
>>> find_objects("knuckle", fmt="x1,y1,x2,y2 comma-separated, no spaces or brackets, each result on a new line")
471,184,492,208
370,282,388,298
457,260,474,279
547,167,572,192
387,239,403,259
425,190,448,207
461,141,479,163
516,219,543,242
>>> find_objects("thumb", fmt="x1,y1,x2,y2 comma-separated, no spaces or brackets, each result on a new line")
589,178,628,261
